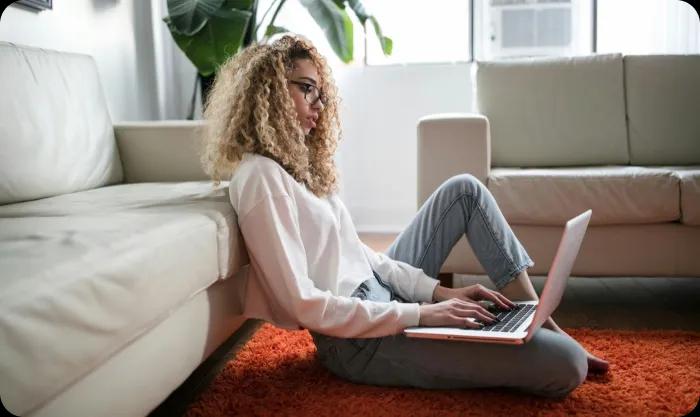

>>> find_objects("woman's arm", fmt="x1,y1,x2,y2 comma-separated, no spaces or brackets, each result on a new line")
238,193,422,338
330,194,440,304
359,242,440,304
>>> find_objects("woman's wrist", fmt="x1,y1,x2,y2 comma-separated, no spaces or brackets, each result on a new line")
431,285,452,302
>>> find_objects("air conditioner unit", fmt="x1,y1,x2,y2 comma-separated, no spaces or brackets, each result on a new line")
487,0,573,59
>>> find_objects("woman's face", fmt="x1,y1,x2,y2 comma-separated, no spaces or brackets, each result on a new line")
287,58,325,136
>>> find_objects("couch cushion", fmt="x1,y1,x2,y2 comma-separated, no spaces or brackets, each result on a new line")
0,42,123,205
476,53,629,167
487,166,680,226
667,167,700,226
625,55,700,165
0,181,245,278
0,212,220,415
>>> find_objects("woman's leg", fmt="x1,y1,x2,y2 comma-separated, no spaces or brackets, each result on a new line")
384,173,532,290
348,174,587,396
383,173,605,374
311,267,587,397
329,327,587,398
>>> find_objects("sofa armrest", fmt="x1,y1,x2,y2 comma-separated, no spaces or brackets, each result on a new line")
114,120,210,183
417,113,491,207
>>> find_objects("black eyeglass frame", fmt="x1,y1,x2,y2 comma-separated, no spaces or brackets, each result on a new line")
288,80,328,106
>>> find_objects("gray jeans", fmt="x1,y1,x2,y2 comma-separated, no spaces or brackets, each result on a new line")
310,174,588,398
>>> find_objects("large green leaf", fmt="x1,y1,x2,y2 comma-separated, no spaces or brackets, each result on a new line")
299,0,354,63
167,0,225,36
164,8,253,76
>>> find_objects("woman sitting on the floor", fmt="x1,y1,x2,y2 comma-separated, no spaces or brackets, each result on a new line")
200,34,609,399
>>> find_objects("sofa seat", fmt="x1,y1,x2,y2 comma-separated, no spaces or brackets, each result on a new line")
0,181,247,414
487,166,680,226
0,181,245,278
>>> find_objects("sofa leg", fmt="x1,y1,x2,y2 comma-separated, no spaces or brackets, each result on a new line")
438,272,454,288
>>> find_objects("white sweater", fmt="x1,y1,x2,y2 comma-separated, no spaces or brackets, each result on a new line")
227,153,440,338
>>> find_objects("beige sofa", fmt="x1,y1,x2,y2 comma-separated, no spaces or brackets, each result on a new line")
0,43,249,416
418,53,700,279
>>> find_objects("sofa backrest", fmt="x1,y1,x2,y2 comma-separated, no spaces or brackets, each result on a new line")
475,53,629,167
0,42,123,205
624,54,700,165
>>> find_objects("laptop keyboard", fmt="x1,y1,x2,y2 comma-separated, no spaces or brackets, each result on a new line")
475,303,536,332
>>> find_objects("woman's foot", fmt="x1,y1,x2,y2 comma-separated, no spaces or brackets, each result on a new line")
548,320,609,374
499,271,610,374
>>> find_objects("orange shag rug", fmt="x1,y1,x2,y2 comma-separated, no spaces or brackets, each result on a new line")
184,323,700,417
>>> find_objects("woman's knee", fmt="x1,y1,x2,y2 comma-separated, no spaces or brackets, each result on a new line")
521,330,587,398
441,173,484,197
544,335,588,397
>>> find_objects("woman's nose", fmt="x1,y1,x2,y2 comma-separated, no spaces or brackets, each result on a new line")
312,99,324,111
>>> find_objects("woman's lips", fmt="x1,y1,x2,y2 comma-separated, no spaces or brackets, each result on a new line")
307,118,316,129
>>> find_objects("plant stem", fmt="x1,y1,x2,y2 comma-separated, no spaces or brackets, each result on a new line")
268,0,287,31
254,0,280,35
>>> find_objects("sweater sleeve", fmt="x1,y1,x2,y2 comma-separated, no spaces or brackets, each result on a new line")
238,193,422,338
359,243,441,304
330,193,440,304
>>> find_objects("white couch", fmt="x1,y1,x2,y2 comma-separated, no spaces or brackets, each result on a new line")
0,43,250,416
418,53,700,279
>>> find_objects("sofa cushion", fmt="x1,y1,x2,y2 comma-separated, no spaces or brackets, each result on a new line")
0,212,221,414
625,55,700,165
0,181,245,279
475,53,629,167
0,42,123,205
667,167,700,226
487,166,680,226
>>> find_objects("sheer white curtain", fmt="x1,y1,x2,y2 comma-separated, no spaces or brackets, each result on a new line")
149,0,200,120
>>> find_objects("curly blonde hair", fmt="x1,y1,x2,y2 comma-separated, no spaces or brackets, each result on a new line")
200,34,342,198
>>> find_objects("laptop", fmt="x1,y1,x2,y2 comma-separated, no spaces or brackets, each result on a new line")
404,209,592,345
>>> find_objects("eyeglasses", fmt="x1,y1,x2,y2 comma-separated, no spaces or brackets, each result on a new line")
288,80,328,106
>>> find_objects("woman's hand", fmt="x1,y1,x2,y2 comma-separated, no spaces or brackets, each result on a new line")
433,284,516,310
418,298,500,328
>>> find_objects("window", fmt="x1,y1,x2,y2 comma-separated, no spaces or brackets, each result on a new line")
363,0,471,65
473,0,595,60
597,0,700,54
262,0,698,67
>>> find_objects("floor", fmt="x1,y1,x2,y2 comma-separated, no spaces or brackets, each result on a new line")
148,232,700,416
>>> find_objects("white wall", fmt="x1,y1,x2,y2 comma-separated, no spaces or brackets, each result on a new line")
0,0,160,122
334,63,474,232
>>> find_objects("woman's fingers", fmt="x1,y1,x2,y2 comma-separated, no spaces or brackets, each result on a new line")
454,309,495,328
493,291,517,309
457,316,484,329
468,309,497,324
454,302,497,322
475,285,516,309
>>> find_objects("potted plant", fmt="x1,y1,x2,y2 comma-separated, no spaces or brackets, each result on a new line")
163,0,393,119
